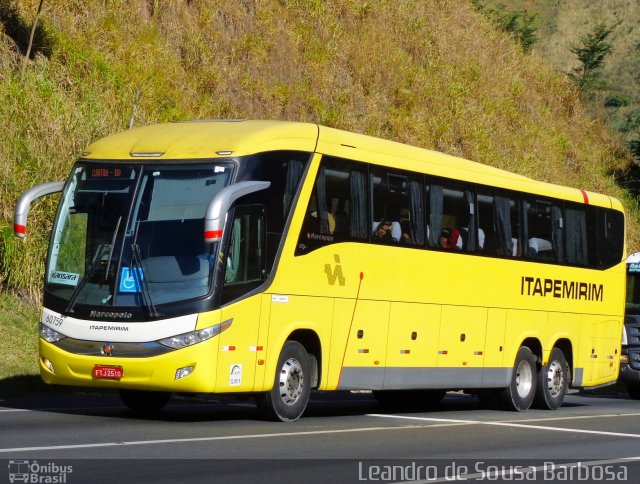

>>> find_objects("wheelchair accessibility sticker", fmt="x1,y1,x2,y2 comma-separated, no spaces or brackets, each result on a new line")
119,267,143,293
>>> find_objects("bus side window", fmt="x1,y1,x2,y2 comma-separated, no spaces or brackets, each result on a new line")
477,191,518,257
295,157,367,255
597,208,624,269
428,180,476,252
524,198,562,262
221,205,265,305
565,204,589,266
371,168,416,245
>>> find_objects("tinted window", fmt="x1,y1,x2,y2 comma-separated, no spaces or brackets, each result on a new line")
296,157,367,255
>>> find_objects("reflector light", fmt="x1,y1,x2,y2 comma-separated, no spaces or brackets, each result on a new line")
14,224,26,236
204,229,223,241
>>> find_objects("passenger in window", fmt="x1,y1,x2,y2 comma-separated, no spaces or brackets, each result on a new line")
440,228,461,249
439,229,452,249
373,220,394,243
400,220,412,245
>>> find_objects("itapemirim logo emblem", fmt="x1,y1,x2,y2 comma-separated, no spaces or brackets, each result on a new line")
324,254,345,286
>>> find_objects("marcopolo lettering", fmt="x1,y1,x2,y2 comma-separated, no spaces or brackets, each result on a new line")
521,276,604,301
89,310,133,319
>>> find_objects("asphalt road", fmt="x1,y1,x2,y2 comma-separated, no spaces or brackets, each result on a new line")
1,389,640,483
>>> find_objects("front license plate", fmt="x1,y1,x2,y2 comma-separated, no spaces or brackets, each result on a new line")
93,365,123,380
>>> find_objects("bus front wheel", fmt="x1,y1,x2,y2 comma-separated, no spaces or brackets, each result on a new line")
119,390,171,416
256,341,312,422
533,347,569,410
500,346,537,411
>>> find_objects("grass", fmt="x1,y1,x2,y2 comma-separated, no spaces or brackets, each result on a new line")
1,0,639,383
0,292,41,394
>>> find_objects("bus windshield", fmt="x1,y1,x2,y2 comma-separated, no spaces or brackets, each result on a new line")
45,162,234,309
627,269,640,315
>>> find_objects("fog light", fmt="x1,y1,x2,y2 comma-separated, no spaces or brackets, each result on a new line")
175,366,194,380
42,357,55,374
620,354,629,363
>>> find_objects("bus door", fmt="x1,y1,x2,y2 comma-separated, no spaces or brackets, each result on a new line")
216,205,266,392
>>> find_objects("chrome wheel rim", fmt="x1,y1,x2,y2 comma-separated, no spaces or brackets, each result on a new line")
545,360,565,398
515,359,533,399
278,357,304,406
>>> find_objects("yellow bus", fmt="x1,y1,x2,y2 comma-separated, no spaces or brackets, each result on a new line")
15,120,626,421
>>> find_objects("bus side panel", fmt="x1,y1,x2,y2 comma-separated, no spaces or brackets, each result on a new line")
504,309,547,368
383,302,441,389
483,308,507,386
435,306,487,387
259,294,334,392
578,315,622,386
252,294,272,391
336,300,390,390
215,296,262,392
545,312,580,365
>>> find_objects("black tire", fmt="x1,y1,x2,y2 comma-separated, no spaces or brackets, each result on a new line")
628,383,640,400
119,390,171,416
533,347,569,410
499,346,537,411
374,389,445,409
256,341,312,422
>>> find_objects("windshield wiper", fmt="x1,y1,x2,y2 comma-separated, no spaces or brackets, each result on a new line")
130,219,159,318
65,216,122,314
130,243,159,318
65,243,111,314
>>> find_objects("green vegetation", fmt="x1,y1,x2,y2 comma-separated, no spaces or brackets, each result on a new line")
1,0,639,383
481,0,640,196
0,293,41,393
568,21,620,96
472,1,539,52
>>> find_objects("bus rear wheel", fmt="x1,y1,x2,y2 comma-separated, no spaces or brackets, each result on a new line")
534,347,569,410
256,341,311,422
119,390,171,416
499,346,537,411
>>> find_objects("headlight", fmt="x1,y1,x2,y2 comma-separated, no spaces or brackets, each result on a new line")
158,319,232,349
39,323,67,343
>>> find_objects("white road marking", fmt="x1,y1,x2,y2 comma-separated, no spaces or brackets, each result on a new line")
2,404,640,455
366,413,640,439
0,425,426,453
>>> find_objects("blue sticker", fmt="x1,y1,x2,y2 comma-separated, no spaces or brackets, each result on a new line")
119,267,143,293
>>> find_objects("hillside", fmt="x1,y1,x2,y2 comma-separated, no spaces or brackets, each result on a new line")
479,0,640,184
1,0,638,303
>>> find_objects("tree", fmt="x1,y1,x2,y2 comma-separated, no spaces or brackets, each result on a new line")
497,9,538,53
20,0,45,82
568,21,621,94
471,2,538,53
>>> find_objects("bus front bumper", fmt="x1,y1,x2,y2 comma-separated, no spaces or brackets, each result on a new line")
39,337,219,393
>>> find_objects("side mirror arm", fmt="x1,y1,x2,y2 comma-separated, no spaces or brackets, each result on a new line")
14,181,65,238
204,181,270,243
